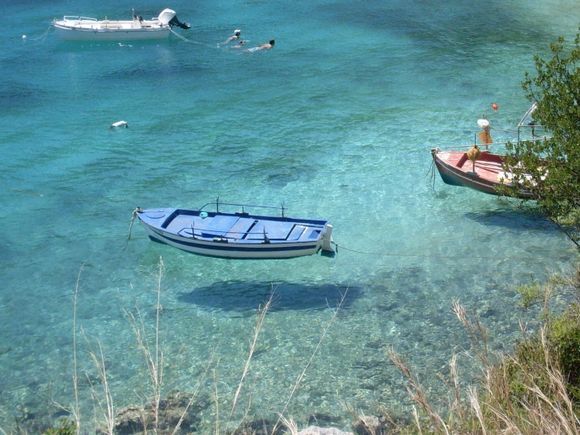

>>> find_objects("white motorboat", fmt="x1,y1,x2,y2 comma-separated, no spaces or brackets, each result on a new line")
52,8,190,41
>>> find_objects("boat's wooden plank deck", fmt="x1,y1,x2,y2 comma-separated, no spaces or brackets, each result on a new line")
445,151,506,183
166,212,322,242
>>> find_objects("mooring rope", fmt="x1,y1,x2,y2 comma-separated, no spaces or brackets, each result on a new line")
169,28,218,49
22,24,53,43
331,241,541,261
127,207,141,241
428,159,437,193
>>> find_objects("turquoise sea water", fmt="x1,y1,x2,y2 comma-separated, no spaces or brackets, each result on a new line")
1,0,578,431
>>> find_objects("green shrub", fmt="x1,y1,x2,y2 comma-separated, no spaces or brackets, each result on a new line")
42,419,77,435
516,282,543,308
549,302,580,404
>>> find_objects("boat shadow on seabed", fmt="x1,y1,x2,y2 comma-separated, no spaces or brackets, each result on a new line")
464,207,560,233
178,280,362,313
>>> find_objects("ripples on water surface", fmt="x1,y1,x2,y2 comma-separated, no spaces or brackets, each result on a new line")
0,0,578,431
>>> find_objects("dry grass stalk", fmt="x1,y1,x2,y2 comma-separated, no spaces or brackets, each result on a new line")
541,283,555,319
387,348,449,434
390,278,579,435
126,256,165,433
230,292,274,417
277,414,298,435
213,368,219,435
71,264,84,434
88,340,115,434
448,353,465,424
412,405,423,435
523,328,578,434
483,400,522,435
273,289,349,434
354,413,378,435
452,299,489,367
170,353,216,435
467,386,487,435
471,323,579,435
153,257,164,432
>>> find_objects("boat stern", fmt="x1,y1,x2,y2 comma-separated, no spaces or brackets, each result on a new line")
320,223,335,256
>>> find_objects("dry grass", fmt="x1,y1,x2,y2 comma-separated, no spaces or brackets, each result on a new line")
230,292,274,418
387,298,580,435
272,288,349,434
71,264,83,434
87,340,115,434
125,257,166,433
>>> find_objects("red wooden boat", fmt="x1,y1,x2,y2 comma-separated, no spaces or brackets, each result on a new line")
431,104,545,199
431,148,534,199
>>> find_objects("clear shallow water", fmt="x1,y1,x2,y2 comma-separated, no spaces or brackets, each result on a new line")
0,0,578,431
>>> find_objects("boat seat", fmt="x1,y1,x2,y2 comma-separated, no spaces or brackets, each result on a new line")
200,215,239,238
245,222,267,240
225,218,255,240
246,221,295,240
457,153,469,168
307,229,321,239
286,224,307,241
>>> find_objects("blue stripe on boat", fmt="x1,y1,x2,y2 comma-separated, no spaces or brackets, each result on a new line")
151,229,317,252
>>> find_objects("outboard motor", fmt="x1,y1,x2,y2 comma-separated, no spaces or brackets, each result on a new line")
168,15,190,29
157,8,190,29
169,15,191,29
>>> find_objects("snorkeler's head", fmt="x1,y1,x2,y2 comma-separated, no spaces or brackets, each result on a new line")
269,39,275,45
234,29,241,36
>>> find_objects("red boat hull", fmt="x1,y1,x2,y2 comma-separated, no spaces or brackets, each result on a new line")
431,149,533,199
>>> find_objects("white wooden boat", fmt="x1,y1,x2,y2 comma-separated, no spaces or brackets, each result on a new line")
52,8,190,41
136,201,335,259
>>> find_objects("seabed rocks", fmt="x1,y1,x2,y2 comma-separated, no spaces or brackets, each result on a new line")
96,390,391,434
105,391,206,434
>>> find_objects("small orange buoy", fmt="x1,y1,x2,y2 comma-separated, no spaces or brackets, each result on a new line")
491,102,499,111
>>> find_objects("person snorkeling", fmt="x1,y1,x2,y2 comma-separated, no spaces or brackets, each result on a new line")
219,29,241,46
247,39,275,52
230,39,247,49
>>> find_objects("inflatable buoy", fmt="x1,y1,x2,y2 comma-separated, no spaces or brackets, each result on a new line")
491,102,499,111
110,120,128,128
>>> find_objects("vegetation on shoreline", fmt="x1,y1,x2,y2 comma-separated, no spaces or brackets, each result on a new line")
384,266,579,435
505,31,580,247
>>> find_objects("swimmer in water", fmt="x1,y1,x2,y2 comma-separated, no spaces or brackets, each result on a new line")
247,39,275,52
219,29,241,46
231,39,247,49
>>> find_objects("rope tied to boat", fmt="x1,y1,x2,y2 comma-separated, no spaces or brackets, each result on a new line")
330,240,527,261
169,28,217,48
127,207,142,240
22,24,53,43
427,157,437,193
